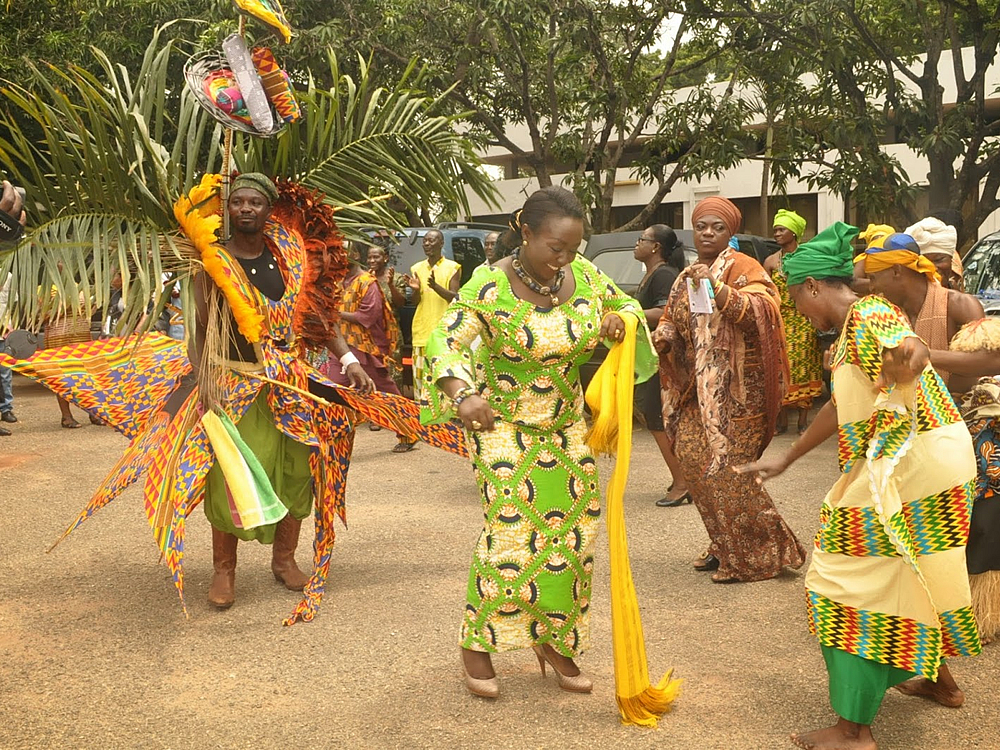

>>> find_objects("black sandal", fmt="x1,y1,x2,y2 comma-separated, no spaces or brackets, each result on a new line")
392,439,418,453
693,552,720,572
656,490,692,508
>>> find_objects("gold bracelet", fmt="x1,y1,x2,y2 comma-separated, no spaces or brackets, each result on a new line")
717,285,733,313
735,296,749,323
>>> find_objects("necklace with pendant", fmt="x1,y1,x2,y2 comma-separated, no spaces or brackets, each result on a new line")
512,249,564,306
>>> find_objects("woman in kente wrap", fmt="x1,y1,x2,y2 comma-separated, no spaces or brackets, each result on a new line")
421,186,660,700
742,221,981,750
765,208,824,434
654,196,804,583
319,244,417,452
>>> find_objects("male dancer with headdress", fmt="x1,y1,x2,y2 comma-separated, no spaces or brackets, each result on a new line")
2,172,466,624
191,173,373,609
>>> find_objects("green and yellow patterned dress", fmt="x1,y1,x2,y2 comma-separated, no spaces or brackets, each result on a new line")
772,263,824,407
421,258,656,657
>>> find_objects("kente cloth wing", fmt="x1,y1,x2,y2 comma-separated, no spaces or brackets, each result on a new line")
263,346,469,459
0,334,191,439
3,332,468,622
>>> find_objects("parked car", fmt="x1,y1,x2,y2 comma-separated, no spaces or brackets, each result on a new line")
584,229,778,296
579,229,780,390
962,230,1000,315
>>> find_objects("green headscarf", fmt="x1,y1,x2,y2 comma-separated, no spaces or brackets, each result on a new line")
232,172,279,204
773,209,806,239
783,221,859,286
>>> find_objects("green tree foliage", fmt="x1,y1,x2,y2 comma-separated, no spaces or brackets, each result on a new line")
733,0,1000,243
0,1,216,80
333,0,761,233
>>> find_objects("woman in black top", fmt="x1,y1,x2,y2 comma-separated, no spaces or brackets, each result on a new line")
633,224,690,507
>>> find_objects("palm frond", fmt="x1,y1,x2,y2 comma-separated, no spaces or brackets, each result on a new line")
0,24,215,227
234,52,498,232
1,213,191,338
0,26,214,332
0,30,497,333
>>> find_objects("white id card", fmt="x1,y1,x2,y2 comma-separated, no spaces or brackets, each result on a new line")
687,278,716,314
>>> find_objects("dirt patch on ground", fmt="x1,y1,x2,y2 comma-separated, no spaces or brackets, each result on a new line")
1,374,997,749
0,452,39,471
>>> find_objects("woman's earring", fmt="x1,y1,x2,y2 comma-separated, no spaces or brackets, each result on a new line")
521,240,528,248
811,289,819,297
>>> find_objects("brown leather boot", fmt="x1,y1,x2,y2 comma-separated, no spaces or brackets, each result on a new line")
271,516,310,591
208,527,238,609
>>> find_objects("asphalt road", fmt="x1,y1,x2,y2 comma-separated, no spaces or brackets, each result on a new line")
1,375,996,749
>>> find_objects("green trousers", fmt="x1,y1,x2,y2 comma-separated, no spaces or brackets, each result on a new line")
822,645,916,725
204,390,313,543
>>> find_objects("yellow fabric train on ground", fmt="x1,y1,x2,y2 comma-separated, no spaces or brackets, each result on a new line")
585,313,682,727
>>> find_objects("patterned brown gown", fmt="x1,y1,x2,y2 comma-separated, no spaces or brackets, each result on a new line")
657,247,805,581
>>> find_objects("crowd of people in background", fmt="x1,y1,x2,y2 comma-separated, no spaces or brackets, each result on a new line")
3,170,998,747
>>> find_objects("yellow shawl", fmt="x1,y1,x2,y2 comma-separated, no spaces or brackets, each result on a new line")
585,313,682,726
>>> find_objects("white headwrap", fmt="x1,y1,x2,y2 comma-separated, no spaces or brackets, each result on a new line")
905,217,957,257
905,216,963,279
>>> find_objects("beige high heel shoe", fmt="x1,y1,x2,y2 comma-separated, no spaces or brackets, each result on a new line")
460,650,500,699
532,645,593,693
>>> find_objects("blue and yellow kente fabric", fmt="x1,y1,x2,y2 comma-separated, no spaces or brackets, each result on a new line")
806,295,981,681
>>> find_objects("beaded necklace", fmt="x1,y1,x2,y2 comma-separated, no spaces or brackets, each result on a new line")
512,248,565,306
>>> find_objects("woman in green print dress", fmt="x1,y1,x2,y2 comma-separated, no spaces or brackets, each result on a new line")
422,186,657,699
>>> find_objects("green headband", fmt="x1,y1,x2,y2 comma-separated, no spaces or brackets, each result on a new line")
783,221,859,286
773,209,806,239
231,172,278,204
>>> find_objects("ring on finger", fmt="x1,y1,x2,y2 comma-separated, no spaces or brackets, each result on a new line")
470,420,483,430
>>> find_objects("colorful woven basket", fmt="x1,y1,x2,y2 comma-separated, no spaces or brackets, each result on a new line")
184,51,285,136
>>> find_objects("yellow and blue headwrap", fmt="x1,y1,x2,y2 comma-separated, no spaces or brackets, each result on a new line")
856,232,941,284
858,223,894,246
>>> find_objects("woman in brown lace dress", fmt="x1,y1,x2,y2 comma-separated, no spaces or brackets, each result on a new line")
654,197,805,582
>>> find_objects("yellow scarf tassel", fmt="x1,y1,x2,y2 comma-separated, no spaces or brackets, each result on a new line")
585,313,682,727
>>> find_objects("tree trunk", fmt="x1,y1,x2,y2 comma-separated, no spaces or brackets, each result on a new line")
760,123,774,235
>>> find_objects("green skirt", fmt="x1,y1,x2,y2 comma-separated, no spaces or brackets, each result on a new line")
204,389,313,543
822,645,916,725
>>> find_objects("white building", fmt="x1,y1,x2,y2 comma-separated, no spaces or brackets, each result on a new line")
464,46,1000,241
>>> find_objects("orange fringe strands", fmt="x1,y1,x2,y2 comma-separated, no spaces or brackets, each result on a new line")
271,181,347,349
585,313,682,726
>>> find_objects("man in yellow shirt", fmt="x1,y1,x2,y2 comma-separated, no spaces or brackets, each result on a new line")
406,229,461,403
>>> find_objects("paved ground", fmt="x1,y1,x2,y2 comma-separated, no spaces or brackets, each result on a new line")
0,374,996,749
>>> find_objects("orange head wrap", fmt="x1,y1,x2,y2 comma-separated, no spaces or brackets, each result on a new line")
691,196,742,236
